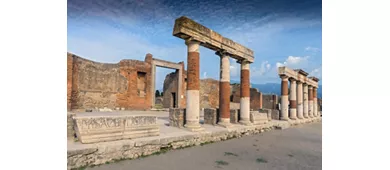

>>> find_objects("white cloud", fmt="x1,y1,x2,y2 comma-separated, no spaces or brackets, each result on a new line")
305,46,320,52
203,72,208,79
275,56,310,69
310,67,322,79
251,61,272,77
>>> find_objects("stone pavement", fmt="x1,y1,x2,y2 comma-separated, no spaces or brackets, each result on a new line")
67,110,321,169
86,122,322,170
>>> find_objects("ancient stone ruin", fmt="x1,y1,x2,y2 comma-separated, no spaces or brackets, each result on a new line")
67,16,322,170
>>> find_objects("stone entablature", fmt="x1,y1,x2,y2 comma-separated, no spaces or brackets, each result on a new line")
278,66,318,88
173,16,254,63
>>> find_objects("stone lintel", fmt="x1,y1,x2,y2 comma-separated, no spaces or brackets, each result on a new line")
152,58,182,70
309,76,320,82
173,16,254,63
278,66,319,88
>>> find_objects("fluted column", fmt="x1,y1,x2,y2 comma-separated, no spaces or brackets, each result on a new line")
289,78,297,120
184,39,202,131
296,81,304,119
303,83,309,118
239,60,252,125
217,51,231,128
313,87,318,117
280,75,289,121
308,86,314,118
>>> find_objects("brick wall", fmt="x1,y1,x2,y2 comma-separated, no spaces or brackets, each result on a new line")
262,94,278,110
67,53,153,111
250,88,262,110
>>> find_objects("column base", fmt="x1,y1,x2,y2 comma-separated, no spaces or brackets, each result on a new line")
184,124,204,132
217,118,233,128
239,119,252,126
280,117,289,121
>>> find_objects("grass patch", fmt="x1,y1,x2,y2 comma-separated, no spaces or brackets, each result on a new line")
256,158,268,163
154,104,163,109
253,144,257,147
288,154,294,157
200,141,214,146
224,152,238,157
215,160,229,166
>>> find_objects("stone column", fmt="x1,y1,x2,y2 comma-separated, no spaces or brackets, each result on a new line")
308,85,314,118
239,60,252,125
296,81,304,119
184,39,202,131
303,83,309,118
313,87,318,117
217,51,231,128
259,92,263,109
280,75,289,121
289,78,297,120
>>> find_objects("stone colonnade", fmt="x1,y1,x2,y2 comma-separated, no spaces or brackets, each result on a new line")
184,40,253,130
173,16,254,131
278,67,320,121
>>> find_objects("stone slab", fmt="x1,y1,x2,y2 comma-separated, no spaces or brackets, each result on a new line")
169,108,186,128
204,108,217,125
250,111,268,125
73,114,159,144
258,108,272,121
271,109,280,120
230,109,239,123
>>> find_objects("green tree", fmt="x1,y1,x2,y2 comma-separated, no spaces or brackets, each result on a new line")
155,90,160,97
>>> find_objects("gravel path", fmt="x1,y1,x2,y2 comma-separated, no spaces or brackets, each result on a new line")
87,122,322,170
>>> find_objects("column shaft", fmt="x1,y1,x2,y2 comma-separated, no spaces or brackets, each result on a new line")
303,84,309,118
239,61,251,125
218,52,231,127
185,40,201,130
313,88,318,117
308,86,314,118
289,79,297,120
297,81,304,119
280,76,289,120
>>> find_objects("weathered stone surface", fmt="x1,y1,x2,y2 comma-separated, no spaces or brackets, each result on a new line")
73,114,159,144
173,16,254,63
169,108,186,128
204,108,217,125
250,111,268,125
67,118,321,170
271,109,280,120
67,112,76,140
259,108,272,121
67,53,154,111
230,109,239,123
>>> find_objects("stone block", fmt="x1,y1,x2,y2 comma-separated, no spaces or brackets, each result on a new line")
250,111,268,125
230,109,239,123
271,109,280,120
204,108,218,125
67,112,76,140
258,108,272,121
73,114,159,144
169,108,186,128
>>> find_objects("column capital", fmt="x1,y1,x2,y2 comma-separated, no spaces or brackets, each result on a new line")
289,77,297,82
308,85,313,89
280,75,289,81
184,38,200,46
296,80,303,84
236,59,250,64
215,50,230,57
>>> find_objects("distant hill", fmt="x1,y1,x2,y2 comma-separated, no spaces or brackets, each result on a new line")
231,80,322,99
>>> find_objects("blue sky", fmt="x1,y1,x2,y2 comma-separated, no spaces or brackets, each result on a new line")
67,0,322,90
